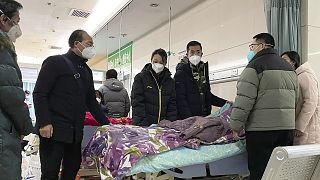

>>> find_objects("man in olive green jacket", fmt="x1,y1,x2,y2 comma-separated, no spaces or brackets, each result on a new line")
0,1,33,179
230,33,299,180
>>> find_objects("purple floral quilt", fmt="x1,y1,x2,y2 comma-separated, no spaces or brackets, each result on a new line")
82,125,186,180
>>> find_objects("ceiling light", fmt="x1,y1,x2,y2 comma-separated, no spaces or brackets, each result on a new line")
150,3,159,7
56,0,131,54
82,0,132,35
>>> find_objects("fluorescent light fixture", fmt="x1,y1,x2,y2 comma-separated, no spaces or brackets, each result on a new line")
56,0,131,54
82,0,132,35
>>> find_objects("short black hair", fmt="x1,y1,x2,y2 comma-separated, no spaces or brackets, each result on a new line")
253,33,275,48
187,41,202,52
24,90,30,95
281,51,301,69
68,29,86,48
151,48,167,65
0,0,23,19
106,69,117,79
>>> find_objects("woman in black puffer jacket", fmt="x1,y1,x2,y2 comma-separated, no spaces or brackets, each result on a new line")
131,48,177,126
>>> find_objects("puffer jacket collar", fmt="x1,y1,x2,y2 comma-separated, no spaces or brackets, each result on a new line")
251,48,278,62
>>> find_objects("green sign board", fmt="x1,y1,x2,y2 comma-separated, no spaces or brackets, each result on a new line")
107,42,132,70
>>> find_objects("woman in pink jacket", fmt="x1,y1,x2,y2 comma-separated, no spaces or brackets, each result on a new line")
281,51,320,145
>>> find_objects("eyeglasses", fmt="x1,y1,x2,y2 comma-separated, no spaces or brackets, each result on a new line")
249,43,261,49
6,16,19,26
0,10,19,26
79,41,94,48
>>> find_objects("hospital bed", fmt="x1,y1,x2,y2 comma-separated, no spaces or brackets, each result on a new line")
80,126,249,179
262,144,320,180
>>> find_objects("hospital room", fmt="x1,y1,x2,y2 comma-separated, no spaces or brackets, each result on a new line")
0,0,320,179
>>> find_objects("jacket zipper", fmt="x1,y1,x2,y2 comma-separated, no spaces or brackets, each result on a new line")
150,71,162,124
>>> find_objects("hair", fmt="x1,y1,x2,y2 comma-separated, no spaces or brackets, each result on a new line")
68,29,86,48
95,90,104,104
186,41,202,52
151,48,167,65
253,33,275,48
0,0,22,19
281,51,301,69
24,90,30,95
106,69,117,79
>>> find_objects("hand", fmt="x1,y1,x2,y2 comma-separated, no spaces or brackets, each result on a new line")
39,124,53,138
227,100,233,105
294,129,304,137
233,130,240,140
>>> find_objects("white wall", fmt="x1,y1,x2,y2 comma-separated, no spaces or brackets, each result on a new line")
307,0,320,79
132,0,267,100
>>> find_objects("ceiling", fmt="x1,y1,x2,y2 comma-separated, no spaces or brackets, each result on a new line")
15,0,98,63
13,0,201,66
91,0,201,66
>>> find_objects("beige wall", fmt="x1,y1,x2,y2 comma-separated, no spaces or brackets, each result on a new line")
132,0,266,100
91,58,108,71
307,0,320,79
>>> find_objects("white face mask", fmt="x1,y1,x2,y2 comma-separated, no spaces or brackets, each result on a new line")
152,63,164,74
96,98,101,103
7,24,22,42
77,42,96,59
189,55,201,66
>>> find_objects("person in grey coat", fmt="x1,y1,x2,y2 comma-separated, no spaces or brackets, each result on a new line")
230,33,298,180
0,1,33,179
99,69,130,118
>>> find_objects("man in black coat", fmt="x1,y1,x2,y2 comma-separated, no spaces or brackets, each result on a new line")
33,29,109,180
174,41,228,119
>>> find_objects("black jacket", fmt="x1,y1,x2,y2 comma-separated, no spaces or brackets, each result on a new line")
33,50,109,143
174,60,227,119
131,63,177,126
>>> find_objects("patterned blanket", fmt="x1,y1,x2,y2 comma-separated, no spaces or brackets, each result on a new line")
82,125,186,180
82,103,242,179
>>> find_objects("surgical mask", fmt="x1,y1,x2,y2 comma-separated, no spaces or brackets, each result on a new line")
189,55,201,66
247,51,255,62
77,42,96,59
152,63,164,74
96,98,101,103
7,24,22,42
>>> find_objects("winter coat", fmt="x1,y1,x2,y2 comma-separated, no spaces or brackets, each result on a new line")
131,63,177,126
230,48,299,132
159,116,230,144
294,62,320,145
174,59,227,119
0,31,33,180
33,50,108,143
99,78,130,118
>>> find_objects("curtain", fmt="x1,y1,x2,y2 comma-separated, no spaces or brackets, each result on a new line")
264,0,301,56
